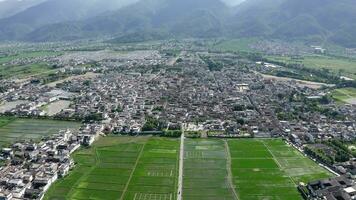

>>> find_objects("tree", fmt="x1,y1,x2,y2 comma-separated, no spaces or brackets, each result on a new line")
83,80,91,86
319,96,331,104
142,116,164,131
233,104,246,111
84,113,103,122
335,151,349,162
236,118,245,125
164,130,182,137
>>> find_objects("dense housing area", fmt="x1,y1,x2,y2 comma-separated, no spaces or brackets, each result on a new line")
0,40,355,200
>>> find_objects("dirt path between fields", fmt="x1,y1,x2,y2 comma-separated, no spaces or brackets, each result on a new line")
120,143,146,200
224,140,240,200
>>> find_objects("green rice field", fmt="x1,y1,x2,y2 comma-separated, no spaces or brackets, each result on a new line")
266,55,356,79
0,117,14,127
0,62,56,79
229,139,332,200
0,118,81,148
212,38,259,53
183,139,236,200
331,87,356,103
44,136,180,200
43,137,332,200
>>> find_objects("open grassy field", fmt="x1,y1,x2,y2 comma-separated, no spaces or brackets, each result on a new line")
44,136,180,200
0,62,56,79
331,87,356,104
0,116,15,127
267,55,356,79
0,51,63,79
228,139,332,200
212,38,259,53
0,118,81,148
303,56,356,78
183,139,236,200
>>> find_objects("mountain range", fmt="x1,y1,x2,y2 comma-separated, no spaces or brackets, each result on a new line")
0,0,46,19
0,0,355,47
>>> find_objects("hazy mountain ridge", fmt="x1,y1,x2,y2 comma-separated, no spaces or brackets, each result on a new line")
228,0,356,46
25,0,230,42
0,0,46,19
0,0,139,40
0,0,356,47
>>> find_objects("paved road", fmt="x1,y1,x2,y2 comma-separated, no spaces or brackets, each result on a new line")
177,132,185,200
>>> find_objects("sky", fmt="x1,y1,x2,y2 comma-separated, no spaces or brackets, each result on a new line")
223,0,246,6
0,0,40,3
0,0,246,5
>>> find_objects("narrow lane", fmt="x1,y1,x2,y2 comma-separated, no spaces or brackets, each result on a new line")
177,130,185,200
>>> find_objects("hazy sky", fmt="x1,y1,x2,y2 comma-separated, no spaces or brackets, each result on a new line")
0,0,246,5
223,0,246,6
0,0,37,1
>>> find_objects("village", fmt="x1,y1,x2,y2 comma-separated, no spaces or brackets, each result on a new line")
0,123,103,200
0,42,355,199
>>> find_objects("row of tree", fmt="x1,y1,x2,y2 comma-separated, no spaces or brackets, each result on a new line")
199,56,223,71
304,146,334,165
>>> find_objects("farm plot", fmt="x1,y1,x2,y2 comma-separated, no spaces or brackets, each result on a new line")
332,87,356,104
266,55,356,79
0,118,80,148
263,139,331,183
228,139,332,200
44,136,179,200
123,138,180,200
0,117,14,127
183,139,236,200
44,136,147,200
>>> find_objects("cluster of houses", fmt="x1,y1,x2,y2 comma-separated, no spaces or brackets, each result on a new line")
300,175,356,200
0,42,355,200
0,123,103,200
1,48,355,139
